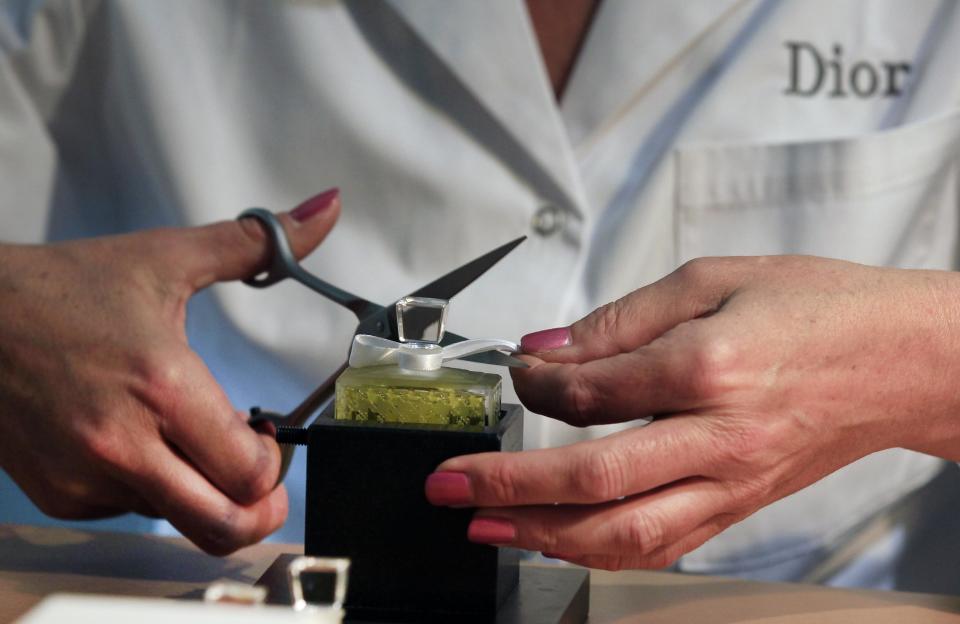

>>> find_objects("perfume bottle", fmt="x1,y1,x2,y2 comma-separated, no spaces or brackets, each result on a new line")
335,297,515,428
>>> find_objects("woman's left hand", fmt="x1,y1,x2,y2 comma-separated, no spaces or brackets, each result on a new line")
425,255,960,570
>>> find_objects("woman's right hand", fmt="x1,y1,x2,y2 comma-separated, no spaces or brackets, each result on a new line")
0,189,340,554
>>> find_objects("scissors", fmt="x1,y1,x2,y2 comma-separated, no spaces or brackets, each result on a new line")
239,208,527,479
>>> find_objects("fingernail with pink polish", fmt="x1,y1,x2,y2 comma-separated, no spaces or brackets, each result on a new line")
468,517,516,545
425,471,473,506
290,187,339,222
520,327,571,353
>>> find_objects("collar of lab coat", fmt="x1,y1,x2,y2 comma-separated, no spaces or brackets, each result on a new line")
561,0,748,151
348,0,587,218
348,0,755,220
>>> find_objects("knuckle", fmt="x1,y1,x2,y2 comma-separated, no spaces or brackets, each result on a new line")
530,522,563,554
135,355,188,420
144,357,187,394
722,421,773,465
83,426,131,472
236,218,267,247
675,257,714,286
72,405,140,474
684,336,739,400
484,460,523,505
573,447,627,502
585,299,625,339
622,509,667,555
564,372,600,426
712,424,780,500
729,472,777,511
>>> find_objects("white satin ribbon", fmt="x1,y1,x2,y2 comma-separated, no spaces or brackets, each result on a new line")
348,334,519,372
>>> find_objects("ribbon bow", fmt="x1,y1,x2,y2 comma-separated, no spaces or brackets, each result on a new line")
348,335,520,372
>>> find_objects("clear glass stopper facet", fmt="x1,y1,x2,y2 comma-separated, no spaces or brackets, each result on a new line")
396,297,448,344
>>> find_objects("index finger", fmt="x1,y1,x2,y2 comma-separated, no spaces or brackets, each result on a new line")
521,258,740,364
428,418,709,507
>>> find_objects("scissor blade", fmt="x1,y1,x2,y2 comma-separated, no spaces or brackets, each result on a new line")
461,350,528,368
441,331,528,368
405,236,526,301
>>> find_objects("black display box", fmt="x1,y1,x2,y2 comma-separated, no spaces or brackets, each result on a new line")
302,404,524,622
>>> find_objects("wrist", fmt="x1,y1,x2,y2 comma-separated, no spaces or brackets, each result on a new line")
891,268,960,459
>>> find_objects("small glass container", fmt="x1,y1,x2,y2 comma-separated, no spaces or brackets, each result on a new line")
335,298,507,428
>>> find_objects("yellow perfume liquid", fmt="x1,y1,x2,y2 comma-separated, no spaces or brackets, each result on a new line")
335,364,501,428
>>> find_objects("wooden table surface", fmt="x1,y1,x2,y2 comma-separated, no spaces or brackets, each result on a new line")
4,524,960,623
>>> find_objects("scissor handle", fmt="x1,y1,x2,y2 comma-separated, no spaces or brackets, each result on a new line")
240,208,302,288
238,208,378,319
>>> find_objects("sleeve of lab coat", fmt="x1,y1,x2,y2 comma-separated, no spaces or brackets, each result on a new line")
0,0,99,242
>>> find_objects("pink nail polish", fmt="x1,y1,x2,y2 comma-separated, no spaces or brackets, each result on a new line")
425,472,473,506
290,187,339,222
520,327,571,353
468,517,516,544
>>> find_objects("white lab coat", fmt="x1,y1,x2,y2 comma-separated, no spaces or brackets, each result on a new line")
2,0,960,586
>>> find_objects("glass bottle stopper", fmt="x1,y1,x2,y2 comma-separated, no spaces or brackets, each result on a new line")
396,297,448,344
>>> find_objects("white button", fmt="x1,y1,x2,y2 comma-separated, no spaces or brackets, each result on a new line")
531,204,565,236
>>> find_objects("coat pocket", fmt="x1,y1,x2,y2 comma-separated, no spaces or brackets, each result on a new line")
675,109,960,269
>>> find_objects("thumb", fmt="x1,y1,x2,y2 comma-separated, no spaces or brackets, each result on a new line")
520,259,739,364
181,188,341,291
